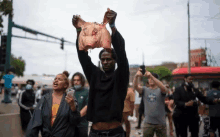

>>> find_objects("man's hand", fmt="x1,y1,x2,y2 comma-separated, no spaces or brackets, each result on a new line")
104,8,117,25
30,107,35,110
135,69,143,77
213,98,219,104
185,100,194,107
129,111,133,117
65,94,76,112
72,15,81,29
143,70,152,78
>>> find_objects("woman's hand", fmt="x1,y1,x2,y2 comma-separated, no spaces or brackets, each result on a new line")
65,94,76,112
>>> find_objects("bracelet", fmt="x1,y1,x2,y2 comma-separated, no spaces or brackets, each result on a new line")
76,28,81,32
109,23,115,28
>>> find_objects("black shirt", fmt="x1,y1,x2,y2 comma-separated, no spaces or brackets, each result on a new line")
19,89,35,111
173,83,214,116
76,30,129,123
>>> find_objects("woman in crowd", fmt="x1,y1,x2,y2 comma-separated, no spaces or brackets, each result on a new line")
26,71,81,137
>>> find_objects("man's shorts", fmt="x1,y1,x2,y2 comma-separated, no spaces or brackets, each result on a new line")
143,123,167,137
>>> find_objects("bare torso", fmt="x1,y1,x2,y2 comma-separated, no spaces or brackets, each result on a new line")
92,121,122,130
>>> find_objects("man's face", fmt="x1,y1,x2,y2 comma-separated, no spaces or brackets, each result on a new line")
73,75,81,86
100,51,115,72
148,77,156,86
185,76,193,84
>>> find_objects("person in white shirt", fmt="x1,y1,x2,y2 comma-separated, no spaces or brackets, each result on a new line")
35,86,42,103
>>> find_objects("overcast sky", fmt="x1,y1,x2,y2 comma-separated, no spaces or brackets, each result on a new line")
2,0,220,77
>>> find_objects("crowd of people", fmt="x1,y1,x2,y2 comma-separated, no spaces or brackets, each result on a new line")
0,8,220,137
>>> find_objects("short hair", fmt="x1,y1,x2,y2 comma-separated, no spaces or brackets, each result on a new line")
184,74,192,79
151,72,159,79
99,48,117,61
26,79,35,86
210,81,220,89
71,72,86,87
37,86,41,89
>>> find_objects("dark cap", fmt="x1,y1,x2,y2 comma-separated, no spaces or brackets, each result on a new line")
26,79,35,86
151,72,159,79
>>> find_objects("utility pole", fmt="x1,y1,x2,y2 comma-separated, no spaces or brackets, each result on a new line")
5,0,13,73
187,0,191,74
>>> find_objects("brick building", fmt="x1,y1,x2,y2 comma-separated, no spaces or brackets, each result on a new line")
177,48,207,68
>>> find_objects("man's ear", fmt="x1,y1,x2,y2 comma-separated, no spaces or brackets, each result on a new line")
76,15,86,28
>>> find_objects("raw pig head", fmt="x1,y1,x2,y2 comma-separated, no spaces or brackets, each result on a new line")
76,8,112,51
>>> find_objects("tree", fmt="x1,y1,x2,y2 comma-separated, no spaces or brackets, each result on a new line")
0,0,13,35
0,54,25,80
146,66,172,82
10,54,25,77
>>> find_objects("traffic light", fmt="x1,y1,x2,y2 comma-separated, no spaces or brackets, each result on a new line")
60,38,64,50
0,35,7,65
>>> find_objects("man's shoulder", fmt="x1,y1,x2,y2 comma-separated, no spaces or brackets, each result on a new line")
207,89,220,95
82,87,89,94
175,86,184,92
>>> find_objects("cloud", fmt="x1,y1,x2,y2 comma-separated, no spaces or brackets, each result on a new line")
2,0,219,76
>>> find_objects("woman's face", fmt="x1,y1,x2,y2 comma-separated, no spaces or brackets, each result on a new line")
53,74,67,91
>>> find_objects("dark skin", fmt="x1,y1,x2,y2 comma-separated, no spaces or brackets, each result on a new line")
100,51,115,75
72,9,121,130
184,76,219,106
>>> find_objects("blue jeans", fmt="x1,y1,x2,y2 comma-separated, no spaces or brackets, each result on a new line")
89,126,125,137
2,88,12,103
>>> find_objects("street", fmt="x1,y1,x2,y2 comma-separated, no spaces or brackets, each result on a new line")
0,94,219,137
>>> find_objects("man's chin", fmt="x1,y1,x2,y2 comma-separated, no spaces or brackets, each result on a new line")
103,68,109,72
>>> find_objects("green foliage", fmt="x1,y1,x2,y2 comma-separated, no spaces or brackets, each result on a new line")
10,54,25,77
146,66,172,81
0,0,13,34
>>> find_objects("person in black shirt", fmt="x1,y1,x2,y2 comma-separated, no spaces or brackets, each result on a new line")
173,74,219,137
18,79,36,134
135,93,144,129
72,9,129,137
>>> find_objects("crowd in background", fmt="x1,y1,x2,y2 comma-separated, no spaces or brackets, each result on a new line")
0,8,220,137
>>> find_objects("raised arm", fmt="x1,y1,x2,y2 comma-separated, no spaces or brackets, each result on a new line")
133,69,144,94
72,15,97,83
107,10,129,82
195,88,218,105
144,70,168,94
